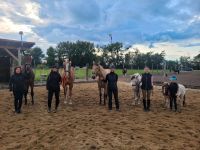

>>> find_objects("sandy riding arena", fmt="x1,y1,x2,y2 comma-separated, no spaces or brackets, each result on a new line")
0,82,200,150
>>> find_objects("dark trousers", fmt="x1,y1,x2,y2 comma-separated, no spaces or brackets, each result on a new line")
142,90,151,110
48,90,60,109
13,92,23,113
108,89,119,110
170,95,177,111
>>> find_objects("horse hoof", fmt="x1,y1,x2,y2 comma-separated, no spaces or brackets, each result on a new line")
69,102,72,105
64,101,67,104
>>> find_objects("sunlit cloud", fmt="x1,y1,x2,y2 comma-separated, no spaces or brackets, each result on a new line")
0,0,199,59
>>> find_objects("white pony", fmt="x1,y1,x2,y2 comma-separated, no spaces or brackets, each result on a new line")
130,73,142,105
162,82,186,111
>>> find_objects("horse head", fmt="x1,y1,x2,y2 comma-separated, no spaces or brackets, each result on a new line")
131,73,141,86
162,82,169,96
92,62,101,79
25,64,32,74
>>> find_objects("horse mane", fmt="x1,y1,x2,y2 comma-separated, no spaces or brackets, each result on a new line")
99,65,110,79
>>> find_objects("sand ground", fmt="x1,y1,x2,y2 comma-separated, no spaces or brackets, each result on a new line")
0,82,200,150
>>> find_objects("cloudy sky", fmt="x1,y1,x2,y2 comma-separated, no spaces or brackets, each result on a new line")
0,0,200,60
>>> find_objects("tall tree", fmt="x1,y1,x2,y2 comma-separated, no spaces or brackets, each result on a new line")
180,56,191,68
101,42,123,67
192,53,200,70
56,41,96,67
46,46,56,67
30,47,44,66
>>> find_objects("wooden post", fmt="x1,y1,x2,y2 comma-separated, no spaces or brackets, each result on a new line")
86,63,89,81
2,48,19,62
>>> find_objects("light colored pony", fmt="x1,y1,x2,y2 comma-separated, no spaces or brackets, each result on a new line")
61,66,75,105
130,73,142,105
162,82,186,111
162,82,170,108
92,63,110,105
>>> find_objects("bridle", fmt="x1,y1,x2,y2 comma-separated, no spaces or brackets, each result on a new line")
132,75,141,93
92,65,105,81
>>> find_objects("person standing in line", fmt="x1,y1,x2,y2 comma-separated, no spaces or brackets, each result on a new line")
46,65,62,113
106,65,120,111
9,66,25,114
141,66,153,112
168,75,178,112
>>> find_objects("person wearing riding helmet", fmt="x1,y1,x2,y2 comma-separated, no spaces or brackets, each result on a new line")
9,66,25,114
46,65,62,113
169,75,179,112
106,65,120,111
141,66,153,111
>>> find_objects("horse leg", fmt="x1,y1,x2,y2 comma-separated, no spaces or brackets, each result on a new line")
163,96,167,108
132,88,136,105
64,86,67,104
24,85,28,105
183,95,186,106
31,84,34,105
166,97,169,108
103,89,107,105
99,88,102,105
24,92,27,105
69,86,73,105
137,92,141,105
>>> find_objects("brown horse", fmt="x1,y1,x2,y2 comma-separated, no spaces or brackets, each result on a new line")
23,64,35,105
61,64,75,105
92,63,110,105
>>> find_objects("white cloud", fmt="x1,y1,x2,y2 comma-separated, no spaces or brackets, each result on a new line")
0,17,34,33
129,39,200,60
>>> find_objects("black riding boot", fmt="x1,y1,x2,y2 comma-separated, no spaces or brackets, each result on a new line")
147,100,151,111
143,99,147,111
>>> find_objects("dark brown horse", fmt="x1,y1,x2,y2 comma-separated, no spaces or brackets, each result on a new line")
92,63,110,105
23,64,35,105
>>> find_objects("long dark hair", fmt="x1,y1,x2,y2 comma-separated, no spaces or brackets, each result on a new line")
14,66,22,74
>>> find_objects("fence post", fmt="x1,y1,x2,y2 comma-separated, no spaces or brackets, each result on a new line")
86,63,89,81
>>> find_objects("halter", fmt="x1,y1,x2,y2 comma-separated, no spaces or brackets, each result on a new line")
132,75,141,93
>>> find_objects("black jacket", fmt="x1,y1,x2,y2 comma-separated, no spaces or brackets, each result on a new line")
169,82,178,96
141,73,153,90
106,72,118,90
9,73,25,93
46,71,61,91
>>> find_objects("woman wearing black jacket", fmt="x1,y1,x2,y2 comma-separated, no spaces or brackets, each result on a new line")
9,67,25,114
141,67,153,111
46,66,61,113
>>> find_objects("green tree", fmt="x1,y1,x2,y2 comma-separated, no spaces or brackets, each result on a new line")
180,56,191,68
56,41,96,67
192,53,200,70
30,47,44,66
101,42,123,67
46,46,56,67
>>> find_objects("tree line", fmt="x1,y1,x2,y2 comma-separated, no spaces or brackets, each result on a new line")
28,40,200,70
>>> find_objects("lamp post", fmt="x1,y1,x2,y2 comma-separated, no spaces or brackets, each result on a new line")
18,31,23,66
109,34,112,44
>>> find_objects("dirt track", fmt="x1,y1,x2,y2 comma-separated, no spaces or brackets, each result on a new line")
0,82,200,150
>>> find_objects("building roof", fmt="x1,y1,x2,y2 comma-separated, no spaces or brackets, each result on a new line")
0,38,35,50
